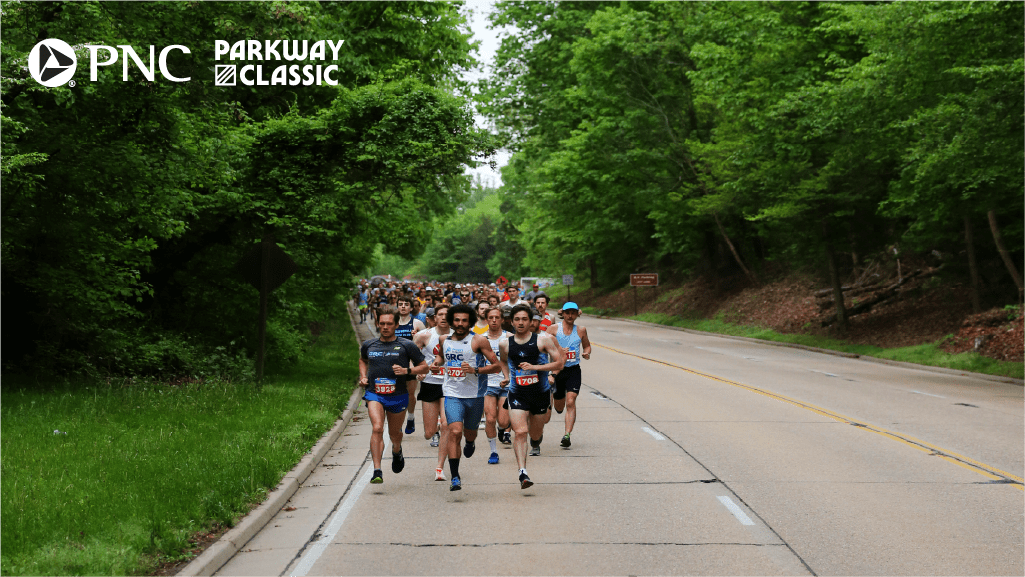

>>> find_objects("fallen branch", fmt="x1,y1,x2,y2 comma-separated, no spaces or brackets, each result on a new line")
820,269,928,327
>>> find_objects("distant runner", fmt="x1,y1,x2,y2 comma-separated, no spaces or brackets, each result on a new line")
358,307,429,484
547,302,591,448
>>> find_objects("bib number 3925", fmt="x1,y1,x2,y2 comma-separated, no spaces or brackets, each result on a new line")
374,377,397,395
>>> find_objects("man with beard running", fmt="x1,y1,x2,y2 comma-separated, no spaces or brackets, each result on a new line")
432,304,504,491
412,303,452,481
547,302,591,448
359,307,429,484
498,303,564,489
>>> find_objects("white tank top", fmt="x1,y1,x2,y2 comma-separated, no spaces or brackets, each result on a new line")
421,328,448,385
485,331,509,387
441,333,486,399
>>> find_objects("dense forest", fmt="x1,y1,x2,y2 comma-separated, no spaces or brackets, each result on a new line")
2,2,494,378
473,1,1023,332
3,1,1022,377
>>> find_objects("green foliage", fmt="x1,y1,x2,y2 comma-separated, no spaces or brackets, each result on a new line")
0,317,360,575
477,0,1022,301
1,1,491,377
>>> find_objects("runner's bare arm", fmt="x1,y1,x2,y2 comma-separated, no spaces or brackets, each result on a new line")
413,319,426,333
358,357,369,387
498,339,511,386
408,359,430,376
579,325,592,360
472,335,503,374
528,334,564,373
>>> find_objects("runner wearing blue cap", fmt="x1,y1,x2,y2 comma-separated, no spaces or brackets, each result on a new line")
546,302,591,448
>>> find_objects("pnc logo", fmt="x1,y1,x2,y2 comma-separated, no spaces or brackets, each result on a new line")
27,38,191,87
29,39,77,87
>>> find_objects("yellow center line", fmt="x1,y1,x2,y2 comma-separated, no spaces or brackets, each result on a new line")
593,341,1023,489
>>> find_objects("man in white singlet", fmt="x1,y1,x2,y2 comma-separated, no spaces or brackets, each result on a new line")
432,304,503,491
481,306,512,462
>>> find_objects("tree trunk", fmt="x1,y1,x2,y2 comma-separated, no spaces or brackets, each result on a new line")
713,211,758,285
822,219,848,332
987,209,1023,303
589,257,600,288
964,215,981,313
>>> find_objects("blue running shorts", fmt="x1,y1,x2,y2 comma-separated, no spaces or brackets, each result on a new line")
485,385,509,398
364,391,409,414
444,397,486,429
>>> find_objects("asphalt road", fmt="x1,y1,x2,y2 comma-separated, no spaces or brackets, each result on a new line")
215,315,1023,576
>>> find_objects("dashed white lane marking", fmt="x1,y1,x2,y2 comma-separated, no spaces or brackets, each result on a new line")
641,426,666,441
717,496,756,526
910,390,946,398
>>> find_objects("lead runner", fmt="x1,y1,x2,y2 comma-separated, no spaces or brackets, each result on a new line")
358,306,429,484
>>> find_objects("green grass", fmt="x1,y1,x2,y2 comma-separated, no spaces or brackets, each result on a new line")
0,318,359,576
623,312,1023,380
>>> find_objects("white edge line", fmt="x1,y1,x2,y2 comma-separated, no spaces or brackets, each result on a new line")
641,426,666,441
292,466,373,576
910,390,946,398
717,495,756,526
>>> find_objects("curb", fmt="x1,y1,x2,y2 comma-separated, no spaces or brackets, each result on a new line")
178,307,367,576
584,314,1024,386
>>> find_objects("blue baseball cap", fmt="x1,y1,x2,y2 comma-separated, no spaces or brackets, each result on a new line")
562,302,579,311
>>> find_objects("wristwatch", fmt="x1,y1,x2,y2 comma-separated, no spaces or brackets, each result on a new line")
473,367,478,375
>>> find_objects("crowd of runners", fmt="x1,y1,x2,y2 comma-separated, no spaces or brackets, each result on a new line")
355,280,591,491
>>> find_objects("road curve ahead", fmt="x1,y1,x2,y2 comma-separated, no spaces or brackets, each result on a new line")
216,315,1022,576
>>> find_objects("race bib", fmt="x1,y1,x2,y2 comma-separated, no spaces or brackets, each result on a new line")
445,362,466,380
374,377,397,395
514,369,539,387
566,350,578,361
429,366,444,376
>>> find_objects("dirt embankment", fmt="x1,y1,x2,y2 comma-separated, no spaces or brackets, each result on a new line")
567,268,1023,363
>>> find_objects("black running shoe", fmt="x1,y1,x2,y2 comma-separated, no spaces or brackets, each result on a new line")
561,434,571,448
519,472,533,489
371,469,384,484
500,431,512,445
391,449,405,474
463,441,475,458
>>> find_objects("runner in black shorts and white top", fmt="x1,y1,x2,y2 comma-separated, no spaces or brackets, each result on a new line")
412,303,451,481
546,302,591,448
498,303,564,489
359,306,429,484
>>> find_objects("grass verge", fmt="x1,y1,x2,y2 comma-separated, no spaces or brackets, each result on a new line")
0,316,359,575
588,310,1022,380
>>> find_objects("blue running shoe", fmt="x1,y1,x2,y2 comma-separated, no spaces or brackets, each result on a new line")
404,419,415,435
488,452,499,464
450,476,462,491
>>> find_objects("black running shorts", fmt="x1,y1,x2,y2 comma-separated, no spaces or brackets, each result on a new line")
416,382,444,403
553,364,582,400
507,387,550,415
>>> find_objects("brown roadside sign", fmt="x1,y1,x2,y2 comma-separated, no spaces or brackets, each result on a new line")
630,273,659,286
234,241,298,293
